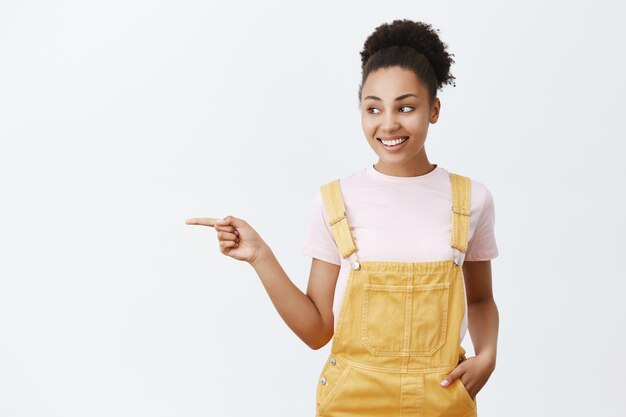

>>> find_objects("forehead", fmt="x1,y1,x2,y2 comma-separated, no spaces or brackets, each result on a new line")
362,66,427,99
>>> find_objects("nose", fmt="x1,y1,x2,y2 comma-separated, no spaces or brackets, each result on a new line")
381,111,400,133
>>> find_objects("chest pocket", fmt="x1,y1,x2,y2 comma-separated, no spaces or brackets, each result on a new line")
361,282,450,356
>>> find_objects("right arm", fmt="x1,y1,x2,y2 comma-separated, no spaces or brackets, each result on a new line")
251,247,339,350
185,214,340,350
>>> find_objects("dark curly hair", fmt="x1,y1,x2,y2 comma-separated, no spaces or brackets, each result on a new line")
358,19,456,108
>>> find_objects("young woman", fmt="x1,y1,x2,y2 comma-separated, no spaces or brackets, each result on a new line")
187,19,499,417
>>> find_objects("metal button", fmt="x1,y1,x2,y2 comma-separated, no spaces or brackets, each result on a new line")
320,377,327,385
330,357,336,366
351,261,361,270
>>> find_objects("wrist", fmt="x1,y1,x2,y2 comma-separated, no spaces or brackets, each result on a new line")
476,350,497,371
250,243,272,268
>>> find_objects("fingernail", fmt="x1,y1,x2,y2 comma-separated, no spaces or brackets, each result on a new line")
440,379,449,387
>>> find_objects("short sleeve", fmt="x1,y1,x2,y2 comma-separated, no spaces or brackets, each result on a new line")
301,189,342,265
464,187,499,261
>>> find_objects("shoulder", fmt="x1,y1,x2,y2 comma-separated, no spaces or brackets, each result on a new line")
466,177,495,226
318,168,367,191
443,167,492,195
469,177,493,205
442,167,495,216
313,169,365,214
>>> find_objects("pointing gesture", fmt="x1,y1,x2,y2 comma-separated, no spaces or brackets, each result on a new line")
185,215,268,264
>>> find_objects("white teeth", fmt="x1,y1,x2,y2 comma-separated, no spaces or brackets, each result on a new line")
380,137,408,146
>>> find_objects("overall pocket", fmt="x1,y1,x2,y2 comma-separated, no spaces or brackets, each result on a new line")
361,282,450,356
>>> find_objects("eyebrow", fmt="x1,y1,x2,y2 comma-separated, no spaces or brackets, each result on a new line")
363,93,419,102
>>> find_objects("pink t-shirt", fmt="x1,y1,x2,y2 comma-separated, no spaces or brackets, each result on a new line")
301,163,499,343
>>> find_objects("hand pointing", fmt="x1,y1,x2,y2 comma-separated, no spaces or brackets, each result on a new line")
185,215,268,264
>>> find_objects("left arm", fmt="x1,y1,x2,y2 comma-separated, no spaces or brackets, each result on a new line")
463,259,499,371
440,259,499,398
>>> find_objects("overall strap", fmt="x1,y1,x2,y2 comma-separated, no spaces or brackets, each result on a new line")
319,179,358,259
449,173,472,253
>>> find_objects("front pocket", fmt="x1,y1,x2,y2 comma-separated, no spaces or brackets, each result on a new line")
456,378,477,410
361,283,450,356
316,355,351,416
423,371,476,416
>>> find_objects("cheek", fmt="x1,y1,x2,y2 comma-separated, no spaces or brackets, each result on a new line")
361,118,377,134
413,113,433,129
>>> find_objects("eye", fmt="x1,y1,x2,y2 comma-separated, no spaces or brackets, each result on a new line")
366,105,414,114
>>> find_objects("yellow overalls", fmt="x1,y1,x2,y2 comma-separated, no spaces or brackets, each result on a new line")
315,172,477,417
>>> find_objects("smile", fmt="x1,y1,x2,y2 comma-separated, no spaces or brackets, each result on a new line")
377,136,409,149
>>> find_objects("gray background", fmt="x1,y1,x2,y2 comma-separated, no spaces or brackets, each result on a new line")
1,0,624,416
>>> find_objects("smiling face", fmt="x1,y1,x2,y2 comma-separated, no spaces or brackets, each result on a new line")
360,66,441,176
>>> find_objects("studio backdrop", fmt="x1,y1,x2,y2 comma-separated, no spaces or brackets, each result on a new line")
1,1,624,416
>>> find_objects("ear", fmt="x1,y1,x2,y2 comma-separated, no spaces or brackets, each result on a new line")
430,98,441,123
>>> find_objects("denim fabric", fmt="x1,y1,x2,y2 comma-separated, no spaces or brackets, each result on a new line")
316,173,477,417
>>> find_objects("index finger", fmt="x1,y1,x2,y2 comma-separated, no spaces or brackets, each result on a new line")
185,217,220,227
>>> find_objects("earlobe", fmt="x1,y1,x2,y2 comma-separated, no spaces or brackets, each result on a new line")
430,98,441,123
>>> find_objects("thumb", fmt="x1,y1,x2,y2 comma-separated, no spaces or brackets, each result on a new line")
216,215,247,228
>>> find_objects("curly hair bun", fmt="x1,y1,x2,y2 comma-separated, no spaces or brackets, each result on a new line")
360,19,456,90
